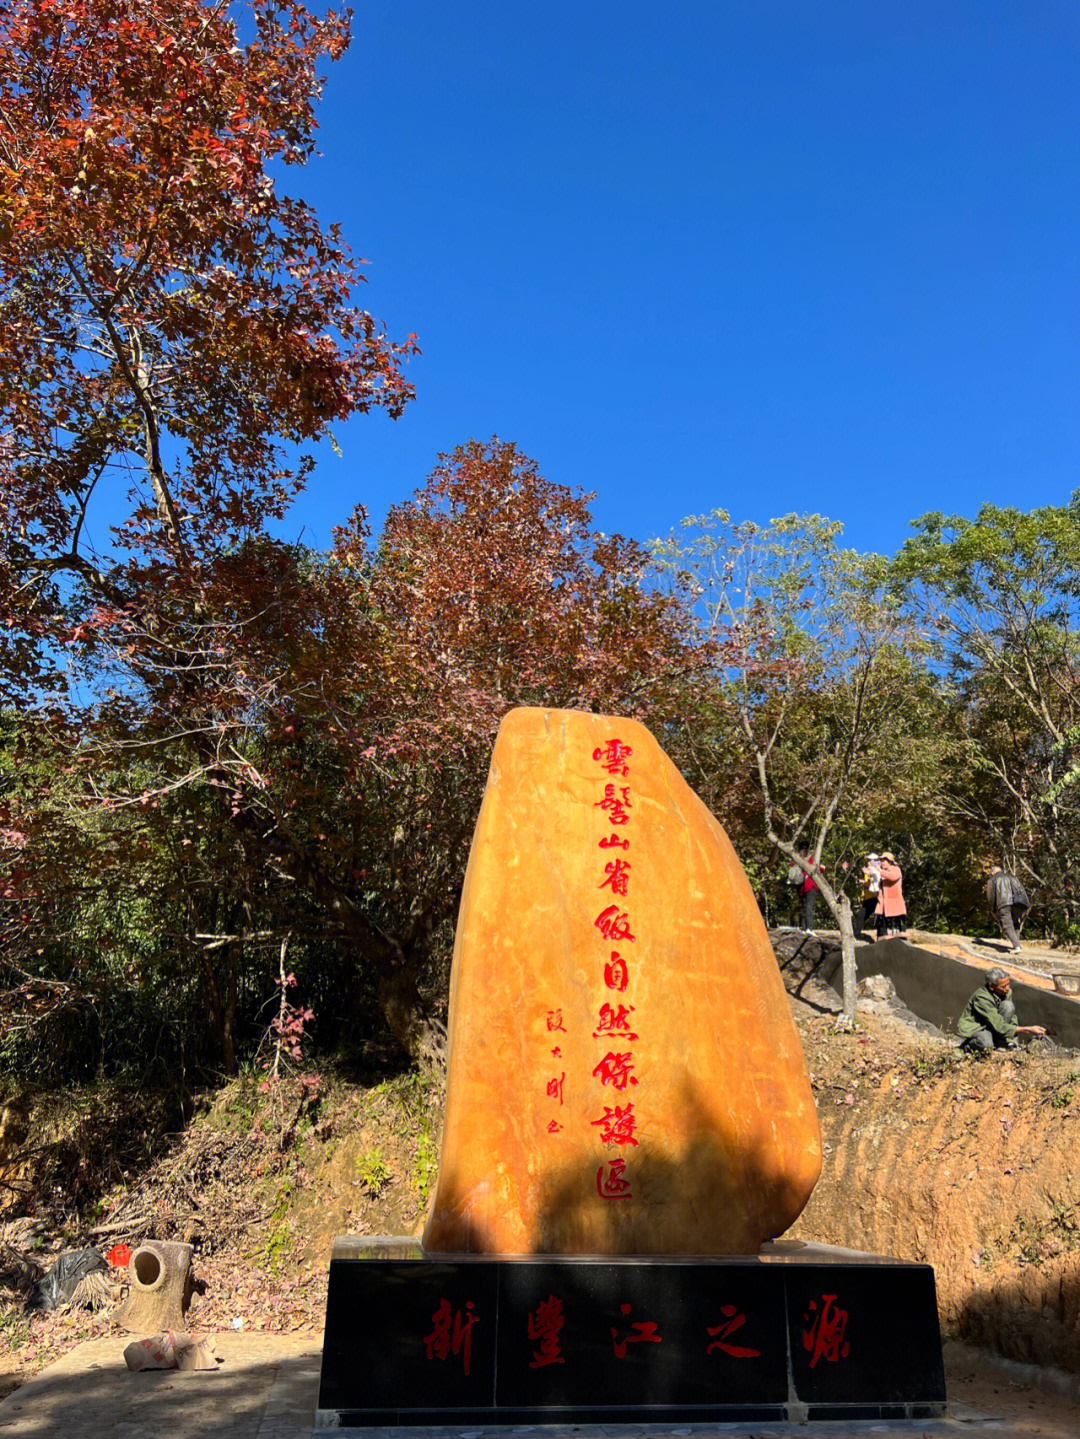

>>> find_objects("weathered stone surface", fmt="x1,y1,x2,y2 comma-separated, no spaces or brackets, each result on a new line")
423,707,821,1255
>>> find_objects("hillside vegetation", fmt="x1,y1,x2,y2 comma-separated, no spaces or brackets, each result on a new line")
3,939,1079,1394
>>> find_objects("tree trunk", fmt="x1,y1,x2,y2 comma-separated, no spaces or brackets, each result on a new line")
376,963,446,1071
809,877,858,1030
768,836,859,1031
835,890,858,1030
114,1242,193,1334
221,942,239,1078
194,892,239,1076
197,945,238,1077
220,1015,237,1078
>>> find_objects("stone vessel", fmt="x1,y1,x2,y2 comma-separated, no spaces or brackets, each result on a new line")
423,707,821,1255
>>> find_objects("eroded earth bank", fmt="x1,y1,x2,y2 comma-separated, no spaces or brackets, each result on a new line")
782,935,1080,1373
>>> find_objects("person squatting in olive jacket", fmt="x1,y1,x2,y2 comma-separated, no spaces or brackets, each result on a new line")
957,968,1046,1050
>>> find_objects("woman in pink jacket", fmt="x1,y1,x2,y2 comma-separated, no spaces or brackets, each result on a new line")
876,852,907,937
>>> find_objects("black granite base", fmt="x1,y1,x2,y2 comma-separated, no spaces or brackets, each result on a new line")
316,1237,946,1426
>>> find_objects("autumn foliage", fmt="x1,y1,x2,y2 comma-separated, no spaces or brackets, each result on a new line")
5,3,1080,1087
0,0,415,696
0,0,425,1069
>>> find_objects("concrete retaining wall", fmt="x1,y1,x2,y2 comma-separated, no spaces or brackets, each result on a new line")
821,939,1080,1049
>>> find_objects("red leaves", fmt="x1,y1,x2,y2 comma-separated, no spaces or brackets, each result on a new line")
373,439,699,732
0,0,414,665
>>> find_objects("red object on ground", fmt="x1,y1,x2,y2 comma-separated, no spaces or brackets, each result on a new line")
107,1243,132,1268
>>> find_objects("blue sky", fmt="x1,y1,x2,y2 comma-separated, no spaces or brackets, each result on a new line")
275,0,1080,559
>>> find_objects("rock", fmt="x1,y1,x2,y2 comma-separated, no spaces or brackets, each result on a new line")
857,974,895,1002
423,707,821,1256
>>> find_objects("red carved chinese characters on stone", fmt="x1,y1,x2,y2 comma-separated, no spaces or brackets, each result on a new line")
595,784,632,825
590,1102,639,1146
594,905,635,942
546,1073,565,1104
593,739,634,776
596,1157,633,1199
592,1050,638,1090
801,1295,850,1368
423,1298,479,1376
706,1305,762,1358
545,1009,566,1033
585,740,642,1202
593,1002,638,1040
527,1294,566,1368
604,952,629,992
611,1302,661,1357
600,858,631,895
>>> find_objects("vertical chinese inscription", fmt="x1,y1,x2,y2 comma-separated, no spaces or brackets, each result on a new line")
542,1007,566,1134
590,738,640,1198
533,732,645,1202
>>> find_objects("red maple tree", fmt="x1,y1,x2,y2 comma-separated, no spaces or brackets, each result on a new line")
0,0,415,695
0,7,699,1072
0,0,417,1068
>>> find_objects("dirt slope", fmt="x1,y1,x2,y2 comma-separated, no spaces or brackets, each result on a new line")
787,996,1080,1371
3,938,1080,1393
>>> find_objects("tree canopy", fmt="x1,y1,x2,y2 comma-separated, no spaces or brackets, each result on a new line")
0,0,416,700
3,4,1080,1084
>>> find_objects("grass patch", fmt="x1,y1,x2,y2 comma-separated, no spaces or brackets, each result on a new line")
355,1146,391,1196
412,1121,439,1206
263,1163,294,1276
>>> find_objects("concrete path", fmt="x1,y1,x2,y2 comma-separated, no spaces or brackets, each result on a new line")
0,1332,1072,1439
0,1332,321,1439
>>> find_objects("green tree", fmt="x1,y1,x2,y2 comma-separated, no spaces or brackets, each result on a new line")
895,499,1080,932
655,511,940,1026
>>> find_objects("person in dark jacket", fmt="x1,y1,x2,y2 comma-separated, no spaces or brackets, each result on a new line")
798,847,825,933
957,968,1046,1050
986,866,1029,953
784,857,803,927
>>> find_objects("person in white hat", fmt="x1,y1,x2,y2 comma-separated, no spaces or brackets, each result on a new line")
876,852,907,937
855,853,882,938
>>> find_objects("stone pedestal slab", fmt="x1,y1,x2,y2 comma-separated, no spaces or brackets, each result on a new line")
316,1236,946,1427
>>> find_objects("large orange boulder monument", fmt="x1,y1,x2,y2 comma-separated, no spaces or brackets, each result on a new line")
423,707,821,1256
